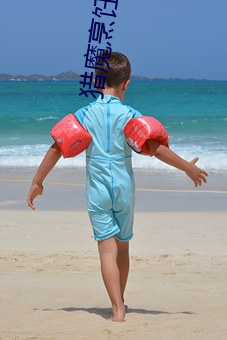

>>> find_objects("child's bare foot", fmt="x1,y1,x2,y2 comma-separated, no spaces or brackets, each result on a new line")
111,304,125,322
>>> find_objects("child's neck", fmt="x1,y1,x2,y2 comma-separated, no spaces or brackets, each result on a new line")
100,87,125,102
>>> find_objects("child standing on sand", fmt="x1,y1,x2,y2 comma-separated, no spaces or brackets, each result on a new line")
27,52,208,322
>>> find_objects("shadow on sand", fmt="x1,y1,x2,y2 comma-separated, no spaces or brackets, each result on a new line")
40,306,195,320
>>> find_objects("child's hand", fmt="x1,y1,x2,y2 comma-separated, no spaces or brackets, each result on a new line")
185,157,208,187
27,183,43,210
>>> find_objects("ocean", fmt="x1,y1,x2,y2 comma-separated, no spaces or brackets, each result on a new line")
0,80,227,171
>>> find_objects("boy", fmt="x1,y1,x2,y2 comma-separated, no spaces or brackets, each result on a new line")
27,52,208,322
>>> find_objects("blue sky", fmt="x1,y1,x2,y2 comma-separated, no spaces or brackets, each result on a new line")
0,0,227,79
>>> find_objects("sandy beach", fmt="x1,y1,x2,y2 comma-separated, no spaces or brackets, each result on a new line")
0,167,227,339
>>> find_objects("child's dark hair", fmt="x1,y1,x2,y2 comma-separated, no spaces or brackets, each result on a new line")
95,52,131,87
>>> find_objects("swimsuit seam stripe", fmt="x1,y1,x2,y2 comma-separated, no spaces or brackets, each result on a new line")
80,106,90,124
109,161,115,207
106,103,111,153
86,155,131,161
97,102,120,105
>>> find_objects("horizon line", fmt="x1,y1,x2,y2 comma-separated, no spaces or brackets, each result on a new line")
0,71,226,82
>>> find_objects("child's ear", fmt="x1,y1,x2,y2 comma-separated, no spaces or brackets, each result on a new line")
122,80,130,91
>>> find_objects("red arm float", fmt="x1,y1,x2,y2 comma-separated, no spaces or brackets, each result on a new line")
50,114,92,158
124,116,169,156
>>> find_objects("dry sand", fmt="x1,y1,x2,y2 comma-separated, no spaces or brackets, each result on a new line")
0,167,227,339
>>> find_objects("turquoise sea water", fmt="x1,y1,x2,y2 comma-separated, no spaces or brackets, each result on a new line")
0,80,227,170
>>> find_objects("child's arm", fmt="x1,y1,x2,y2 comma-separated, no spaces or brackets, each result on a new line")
27,143,62,210
148,140,208,187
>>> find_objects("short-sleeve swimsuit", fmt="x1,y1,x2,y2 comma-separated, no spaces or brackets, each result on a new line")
75,95,142,242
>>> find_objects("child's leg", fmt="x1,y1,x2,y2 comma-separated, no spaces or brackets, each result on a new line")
116,240,129,304
98,237,125,322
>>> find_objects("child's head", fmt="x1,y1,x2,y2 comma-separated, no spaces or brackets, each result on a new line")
95,52,131,88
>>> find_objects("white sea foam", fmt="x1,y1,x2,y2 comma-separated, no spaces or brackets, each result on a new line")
0,144,86,167
0,143,227,171
36,116,57,121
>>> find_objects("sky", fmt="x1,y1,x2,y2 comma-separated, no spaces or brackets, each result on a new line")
0,0,227,80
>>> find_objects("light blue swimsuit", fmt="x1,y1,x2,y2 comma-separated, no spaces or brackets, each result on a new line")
75,95,142,241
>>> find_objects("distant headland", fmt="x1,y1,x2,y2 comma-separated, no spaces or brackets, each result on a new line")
0,71,210,82
0,71,150,82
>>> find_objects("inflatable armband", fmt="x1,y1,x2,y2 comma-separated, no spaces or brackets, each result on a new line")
50,114,92,158
124,116,169,156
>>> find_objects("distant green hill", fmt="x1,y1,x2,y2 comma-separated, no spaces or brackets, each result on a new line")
0,71,150,81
